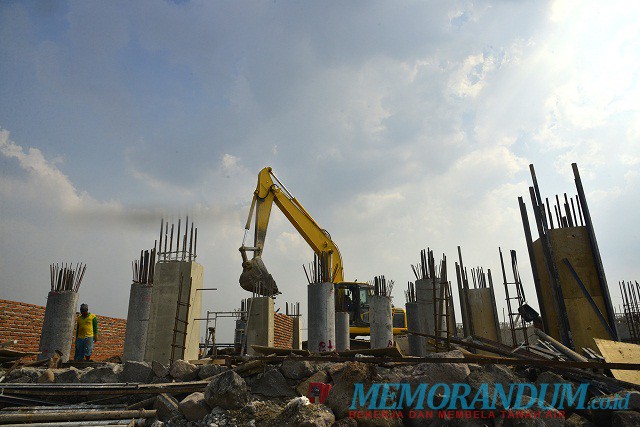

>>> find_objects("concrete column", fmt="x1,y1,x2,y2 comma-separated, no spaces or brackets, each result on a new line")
415,278,436,338
144,261,203,364
292,316,303,350
245,297,274,355
335,312,350,351
369,295,393,349
308,282,336,353
38,291,78,362
123,283,152,361
406,302,427,356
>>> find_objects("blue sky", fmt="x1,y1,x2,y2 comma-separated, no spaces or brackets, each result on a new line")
1,1,639,341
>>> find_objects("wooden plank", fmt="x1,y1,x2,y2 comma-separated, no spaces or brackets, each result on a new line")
594,338,640,385
250,345,310,356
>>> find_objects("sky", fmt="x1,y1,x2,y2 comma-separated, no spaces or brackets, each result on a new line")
1,0,639,343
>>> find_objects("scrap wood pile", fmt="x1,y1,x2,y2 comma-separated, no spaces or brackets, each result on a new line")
1,344,640,427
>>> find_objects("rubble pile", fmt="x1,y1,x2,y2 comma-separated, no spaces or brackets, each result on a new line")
1,351,640,427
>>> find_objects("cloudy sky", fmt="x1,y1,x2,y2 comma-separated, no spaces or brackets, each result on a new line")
1,1,638,342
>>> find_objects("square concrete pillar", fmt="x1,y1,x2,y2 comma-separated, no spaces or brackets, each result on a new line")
292,316,303,350
246,297,274,355
144,260,203,364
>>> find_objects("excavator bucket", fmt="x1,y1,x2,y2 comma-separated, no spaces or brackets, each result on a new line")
239,256,279,296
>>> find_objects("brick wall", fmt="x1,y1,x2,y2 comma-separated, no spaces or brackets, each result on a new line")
0,298,126,361
274,312,293,348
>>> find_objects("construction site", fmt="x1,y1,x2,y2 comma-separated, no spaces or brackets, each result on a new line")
0,162,639,427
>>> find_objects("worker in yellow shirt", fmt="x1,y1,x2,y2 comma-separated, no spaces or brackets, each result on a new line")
74,303,98,361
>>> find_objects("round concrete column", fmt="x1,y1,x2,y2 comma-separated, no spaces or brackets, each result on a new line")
123,283,153,361
38,291,78,362
406,302,427,356
308,282,336,353
369,295,393,349
335,312,350,351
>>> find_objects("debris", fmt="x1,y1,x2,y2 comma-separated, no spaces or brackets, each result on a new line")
178,391,210,422
594,338,640,385
204,370,248,409
153,393,179,422
169,359,199,381
250,368,297,398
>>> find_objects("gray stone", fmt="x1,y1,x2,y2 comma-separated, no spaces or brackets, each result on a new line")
204,370,248,409
198,363,227,379
297,370,330,396
152,360,169,378
154,393,180,422
178,391,211,422
333,419,358,427
5,367,40,382
404,361,470,385
326,362,402,426
612,411,640,427
79,364,123,383
150,421,165,427
122,360,153,383
37,369,55,383
53,367,84,383
273,397,335,427
534,371,577,409
251,369,297,398
280,359,315,380
169,359,199,381
565,413,596,427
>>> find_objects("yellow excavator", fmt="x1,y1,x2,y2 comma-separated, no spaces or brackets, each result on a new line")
239,167,407,337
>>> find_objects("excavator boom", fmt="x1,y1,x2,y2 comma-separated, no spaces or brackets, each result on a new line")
239,167,343,295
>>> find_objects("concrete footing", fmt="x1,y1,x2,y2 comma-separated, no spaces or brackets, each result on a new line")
38,291,78,362
369,295,393,349
245,297,274,355
335,312,350,351
123,283,153,361
308,282,336,353
406,302,427,356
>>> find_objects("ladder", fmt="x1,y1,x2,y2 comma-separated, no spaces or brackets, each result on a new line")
170,274,192,364
500,248,529,346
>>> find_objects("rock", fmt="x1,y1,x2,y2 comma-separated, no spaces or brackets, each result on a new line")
534,371,577,409
565,413,596,426
333,418,358,427
273,396,335,427
204,370,249,409
169,359,199,381
152,360,169,378
280,359,315,380
612,411,640,427
404,360,470,385
154,393,180,422
37,369,55,383
150,421,165,427
198,363,227,379
251,369,297,398
325,361,402,426
122,360,153,383
53,367,84,383
297,370,330,396
79,364,123,383
589,390,640,426
178,391,211,422
5,367,40,382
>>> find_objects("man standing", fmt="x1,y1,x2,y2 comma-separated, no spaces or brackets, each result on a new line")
74,303,98,361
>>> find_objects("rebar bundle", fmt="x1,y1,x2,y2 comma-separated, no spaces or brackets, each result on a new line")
620,280,640,343
405,282,416,303
303,253,335,284
49,263,86,293
132,245,156,285
370,275,394,297
158,217,198,262
286,302,301,317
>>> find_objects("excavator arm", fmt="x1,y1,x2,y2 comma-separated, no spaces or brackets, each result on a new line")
239,167,344,295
